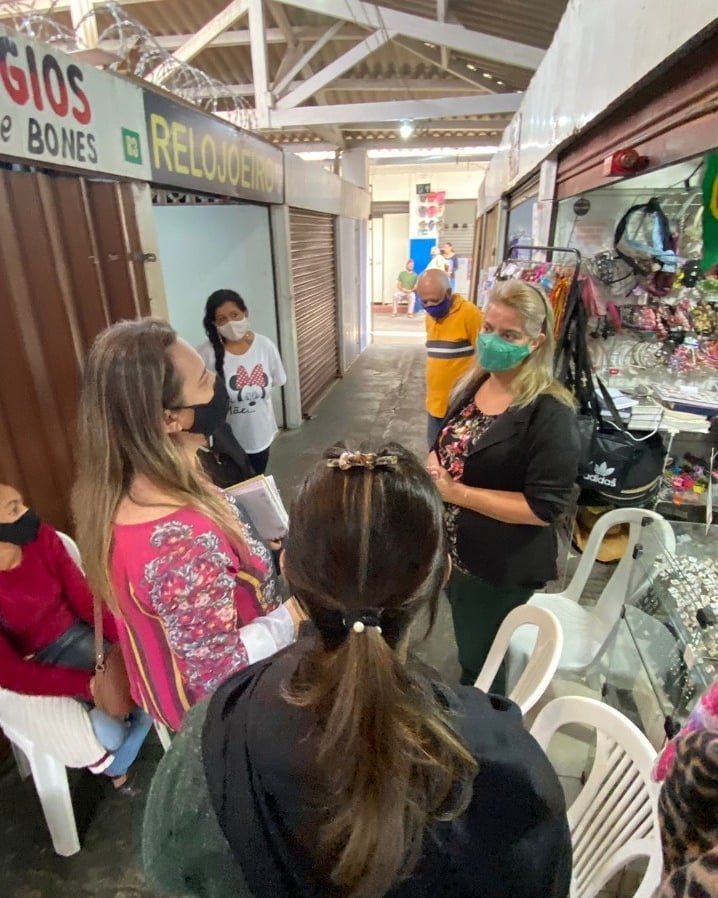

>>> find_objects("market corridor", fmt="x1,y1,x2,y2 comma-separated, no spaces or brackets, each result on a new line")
0,342,462,898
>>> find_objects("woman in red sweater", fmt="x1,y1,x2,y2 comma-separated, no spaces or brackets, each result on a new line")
0,484,152,785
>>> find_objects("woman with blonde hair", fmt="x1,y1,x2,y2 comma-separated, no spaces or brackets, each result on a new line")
72,319,302,732
427,280,580,692
141,443,571,898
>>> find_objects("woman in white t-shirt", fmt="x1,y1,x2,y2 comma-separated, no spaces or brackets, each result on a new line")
198,289,287,475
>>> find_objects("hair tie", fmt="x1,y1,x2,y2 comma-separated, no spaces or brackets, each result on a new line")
343,610,383,635
326,451,398,472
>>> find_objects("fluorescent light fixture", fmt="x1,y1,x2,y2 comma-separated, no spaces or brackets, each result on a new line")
496,80,504,85
424,41,436,48
466,63,477,71
295,150,336,161
399,120,414,139
368,146,496,159
483,72,493,79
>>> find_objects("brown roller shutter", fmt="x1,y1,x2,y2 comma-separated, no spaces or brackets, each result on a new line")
0,169,150,533
289,208,340,416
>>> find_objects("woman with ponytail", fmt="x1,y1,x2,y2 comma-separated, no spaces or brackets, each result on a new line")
142,444,571,898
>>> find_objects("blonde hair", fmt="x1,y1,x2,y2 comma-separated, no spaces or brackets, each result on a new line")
454,280,575,409
72,318,253,605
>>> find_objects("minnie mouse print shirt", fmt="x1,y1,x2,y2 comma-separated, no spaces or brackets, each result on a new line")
200,335,287,454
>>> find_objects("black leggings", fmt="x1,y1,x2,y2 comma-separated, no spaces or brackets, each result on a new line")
247,448,270,475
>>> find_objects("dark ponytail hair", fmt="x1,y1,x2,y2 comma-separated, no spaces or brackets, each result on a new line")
283,443,477,898
202,289,248,379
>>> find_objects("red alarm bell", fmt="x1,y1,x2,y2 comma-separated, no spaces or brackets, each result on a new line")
603,147,650,177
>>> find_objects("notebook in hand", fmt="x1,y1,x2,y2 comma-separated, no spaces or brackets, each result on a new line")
227,475,289,541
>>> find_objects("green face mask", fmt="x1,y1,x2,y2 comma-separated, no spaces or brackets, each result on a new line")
478,332,531,372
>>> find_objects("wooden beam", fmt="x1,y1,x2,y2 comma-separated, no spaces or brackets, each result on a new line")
169,0,249,65
277,29,396,109
273,21,344,97
69,0,97,48
97,26,363,53
0,0,160,13
248,0,271,126
272,0,544,69
269,91,522,127
186,77,495,98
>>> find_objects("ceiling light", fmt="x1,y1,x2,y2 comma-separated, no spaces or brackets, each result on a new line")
483,73,493,79
424,42,436,48
466,63,477,71
496,80,504,85
399,120,414,140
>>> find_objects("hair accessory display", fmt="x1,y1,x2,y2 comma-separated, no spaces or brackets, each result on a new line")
343,611,383,635
326,451,399,471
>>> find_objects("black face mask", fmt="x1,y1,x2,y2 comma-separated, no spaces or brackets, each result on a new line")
0,509,41,546
184,376,229,438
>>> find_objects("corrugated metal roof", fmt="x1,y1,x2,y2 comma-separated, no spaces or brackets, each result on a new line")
0,0,569,146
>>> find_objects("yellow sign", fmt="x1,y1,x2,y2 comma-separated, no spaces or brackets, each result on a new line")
143,91,283,203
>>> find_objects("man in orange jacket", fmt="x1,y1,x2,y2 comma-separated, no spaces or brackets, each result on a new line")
416,269,483,447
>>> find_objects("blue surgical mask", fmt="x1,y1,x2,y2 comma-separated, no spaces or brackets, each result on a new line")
423,296,452,319
478,332,531,372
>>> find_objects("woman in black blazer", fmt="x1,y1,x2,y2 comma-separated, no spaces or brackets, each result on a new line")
427,280,580,692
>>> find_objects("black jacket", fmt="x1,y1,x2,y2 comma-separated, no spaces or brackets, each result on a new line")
437,383,580,589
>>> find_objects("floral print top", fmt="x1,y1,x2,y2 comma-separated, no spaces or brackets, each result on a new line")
437,399,496,573
110,496,291,731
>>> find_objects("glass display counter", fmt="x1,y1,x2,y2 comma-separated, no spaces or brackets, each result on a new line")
603,521,718,749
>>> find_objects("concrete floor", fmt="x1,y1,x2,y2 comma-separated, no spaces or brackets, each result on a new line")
0,338,462,898
0,334,634,898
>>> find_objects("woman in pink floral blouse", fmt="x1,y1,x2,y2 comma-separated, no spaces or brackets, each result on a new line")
73,319,303,731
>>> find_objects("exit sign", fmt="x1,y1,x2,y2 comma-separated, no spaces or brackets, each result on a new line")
416,183,431,195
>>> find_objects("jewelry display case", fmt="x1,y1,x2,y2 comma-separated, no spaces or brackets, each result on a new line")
602,521,718,749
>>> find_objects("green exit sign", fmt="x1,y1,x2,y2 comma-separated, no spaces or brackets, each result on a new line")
416,183,431,195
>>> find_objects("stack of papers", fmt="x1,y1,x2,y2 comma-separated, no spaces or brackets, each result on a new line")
653,386,718,417
227,475,289,541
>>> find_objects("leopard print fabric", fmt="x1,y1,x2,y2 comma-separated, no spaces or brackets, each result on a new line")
652,730,718,898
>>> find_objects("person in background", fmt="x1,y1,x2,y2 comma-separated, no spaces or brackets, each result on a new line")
442,242,459,291
427,281,579,692
425,245,448,272
72,319,303,733
0,484,152,787
416,269,482,448
141,443,571,898
392,259,419,318
198,289,287,476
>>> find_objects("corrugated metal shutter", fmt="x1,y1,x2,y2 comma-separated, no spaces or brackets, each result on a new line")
289,208,339,416
439,200,475,257
0,169,150,533
371,201,410,217
509,173,540,208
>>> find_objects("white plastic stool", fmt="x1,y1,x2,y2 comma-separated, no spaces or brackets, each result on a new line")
5,723,80,856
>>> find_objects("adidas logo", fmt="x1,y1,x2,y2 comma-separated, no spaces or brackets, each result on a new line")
583,461,617,488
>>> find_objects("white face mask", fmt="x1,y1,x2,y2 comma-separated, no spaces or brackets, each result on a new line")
218,319,250,341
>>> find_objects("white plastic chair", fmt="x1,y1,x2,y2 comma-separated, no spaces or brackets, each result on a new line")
474,605,563,715
3,719,81,856
506,509,674,690
154,721,172,751
530,696,662,898
57,531,82,569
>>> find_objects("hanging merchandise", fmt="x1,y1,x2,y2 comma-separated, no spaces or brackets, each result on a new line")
702,152,718,273
614,198,679,296
570,303,667,507
495,245,582,350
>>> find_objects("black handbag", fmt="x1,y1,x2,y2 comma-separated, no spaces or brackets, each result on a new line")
565,303,667,507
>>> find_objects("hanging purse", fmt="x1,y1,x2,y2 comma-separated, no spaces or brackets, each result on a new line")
570,303,667,507
92,595,134,718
